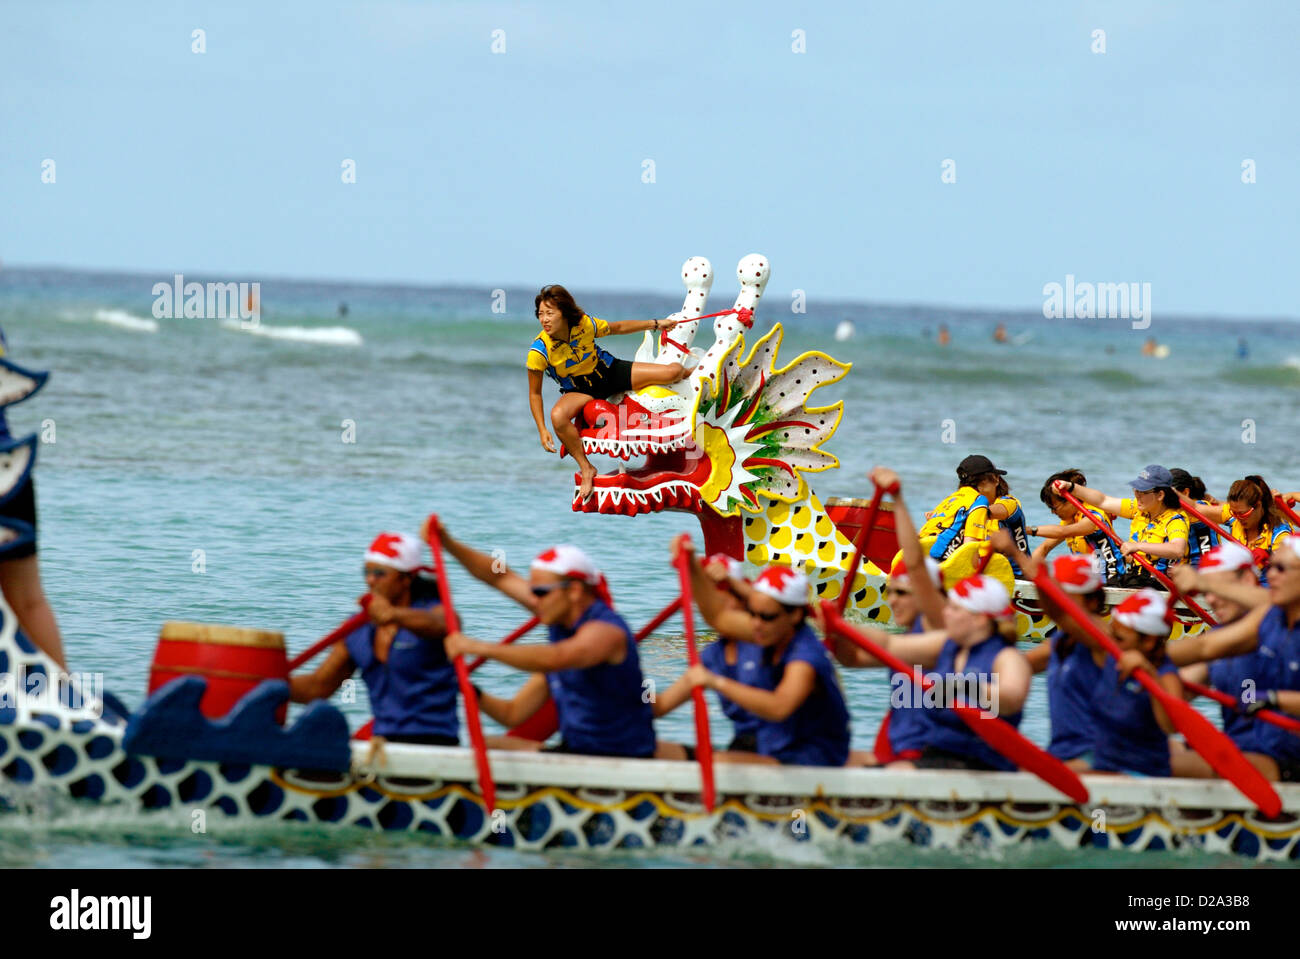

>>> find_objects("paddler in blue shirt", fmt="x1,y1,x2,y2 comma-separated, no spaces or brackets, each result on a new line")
683,564,851,767
821,571,1033,771
1168,542,1272,777
653,545,770,758
289,532,459,745
0,326,66,668
1167,536,1300,782
444,542,657,758
828,467,947,765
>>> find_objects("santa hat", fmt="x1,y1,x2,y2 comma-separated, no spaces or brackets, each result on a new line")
532,545,614,606
1112,588,1173,637
950,575,1014,619
1198,542,1255,575
705,553,747,583
752,565,810,607
365,532,422,572
888,552,943,588
1051,554,1104,594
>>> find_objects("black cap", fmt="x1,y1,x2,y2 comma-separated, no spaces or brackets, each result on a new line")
957,454,1007,478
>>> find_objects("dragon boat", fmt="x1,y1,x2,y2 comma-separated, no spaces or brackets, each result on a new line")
4,255,1291,863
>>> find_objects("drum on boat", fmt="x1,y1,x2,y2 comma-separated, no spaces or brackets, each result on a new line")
148,622,289,724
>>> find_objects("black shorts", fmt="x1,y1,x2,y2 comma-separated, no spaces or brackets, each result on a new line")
0,475,37,561
384,734,459,747
543,739,654,759
727,733,759,753
1276,756,1300,783
914,746,1000,771
562,359,635,400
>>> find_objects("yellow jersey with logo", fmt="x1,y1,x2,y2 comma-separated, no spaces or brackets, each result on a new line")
1118,498,1189,571
920,486,990,561
1219,501,1292,554
526,314,615,390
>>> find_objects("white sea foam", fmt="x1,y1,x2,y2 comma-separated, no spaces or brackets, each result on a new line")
1284,356,1300,371
82,309,160,333
220,319,363,347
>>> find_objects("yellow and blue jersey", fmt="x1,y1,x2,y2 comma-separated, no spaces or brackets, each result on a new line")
1220,502,1291,583
1181,499,1221,566
526,314,615,391
920,486,990,561
1118,498,1189,571
1068,506,1126,581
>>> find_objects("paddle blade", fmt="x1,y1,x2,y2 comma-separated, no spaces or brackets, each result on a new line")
1158,691,1281,817
953,704,1089,804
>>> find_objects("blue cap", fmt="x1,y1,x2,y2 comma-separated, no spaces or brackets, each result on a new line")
1128,464,1173,492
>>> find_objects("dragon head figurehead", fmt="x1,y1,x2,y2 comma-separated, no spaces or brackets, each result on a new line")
568,256,883,609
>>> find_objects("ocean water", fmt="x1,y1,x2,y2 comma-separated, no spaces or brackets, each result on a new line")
1,266,1296,868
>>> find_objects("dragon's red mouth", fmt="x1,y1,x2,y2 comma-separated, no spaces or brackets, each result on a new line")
570,396,706,515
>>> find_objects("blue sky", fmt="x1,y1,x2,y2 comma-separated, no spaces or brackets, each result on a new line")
3,1,1297,316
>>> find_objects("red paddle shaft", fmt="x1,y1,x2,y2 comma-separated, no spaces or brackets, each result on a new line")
1177,496,1255,560
1274,494,1300,531
1184,679,1300,735
1033,568,1281,817
837,480,896,616
286,595,372,671
468,617,539,673
673,536,716,811
819,602,1089,803
506,596,683,741
1055,486,1218,626
427,515,497,814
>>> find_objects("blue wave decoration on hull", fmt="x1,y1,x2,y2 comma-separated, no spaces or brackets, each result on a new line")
123,677,351,772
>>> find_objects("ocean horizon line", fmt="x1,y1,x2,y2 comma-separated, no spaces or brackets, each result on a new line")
2,260,1296,328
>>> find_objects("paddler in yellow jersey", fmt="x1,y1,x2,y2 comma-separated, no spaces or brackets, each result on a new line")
1059,464,1188,588
526,285,688,503
1028,469,1127,583
918,454,1004,562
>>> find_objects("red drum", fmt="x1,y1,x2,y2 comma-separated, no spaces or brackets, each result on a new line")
149,622,290,725
824,497,901,569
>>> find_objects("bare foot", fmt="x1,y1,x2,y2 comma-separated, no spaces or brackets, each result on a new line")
577,466,597,502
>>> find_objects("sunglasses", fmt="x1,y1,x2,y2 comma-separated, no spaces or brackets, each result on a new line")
530,583,566,598
746,605,785,622
1231,505,1256,519
363,566,396,579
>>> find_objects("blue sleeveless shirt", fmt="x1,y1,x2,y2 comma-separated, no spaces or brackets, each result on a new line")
699,637,767,738
546,599,656,758
1045,628,1103,761
1208,650,1265,753
1091,658,1178,776
1252,606,1300,763
1000,502,1032,577
345,597,459,740
754,624,850,766
887,617,930,754
919,634,1022,771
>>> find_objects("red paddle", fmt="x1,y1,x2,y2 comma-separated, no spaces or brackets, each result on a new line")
286,595,373,671
1184,679,1300,735
1054,486,1218,626
819,602,1089,803
468,617,539,672
507,596,683,741
837,478,896,615
427,514,496,813
1274,494,1300,531
1033,567,1281,817
673,535,716,811
1177,496,1263,566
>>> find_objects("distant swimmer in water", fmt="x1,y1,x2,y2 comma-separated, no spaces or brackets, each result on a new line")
1237,337,1249,359
526,284,688,502
937,324,951,346
993,323,1008,344
1142,337,1170,358
338,302,349,318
